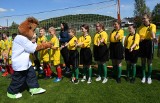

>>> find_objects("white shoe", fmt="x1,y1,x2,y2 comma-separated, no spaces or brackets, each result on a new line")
102,78,108,84
29,88,46,96
147,78,152,84
7,92,22,99
87,78,92,84
141,77,146,83
81,76,86,82
96,76,101,81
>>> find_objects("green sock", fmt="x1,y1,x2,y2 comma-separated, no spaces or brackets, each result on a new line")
118,66,122,78
132,64,136,78
83,67,87,76
148,64,152,78
102,63,107,78
126,64,131,77
72,68,75,78
142,64,146,78
75,68,79,79
98,64,102,77
88,67,92,78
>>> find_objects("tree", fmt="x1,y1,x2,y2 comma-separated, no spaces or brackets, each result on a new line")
134,0,150,27
152,3,160,27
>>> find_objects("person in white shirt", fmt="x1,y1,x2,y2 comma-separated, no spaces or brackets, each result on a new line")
7,17,52,99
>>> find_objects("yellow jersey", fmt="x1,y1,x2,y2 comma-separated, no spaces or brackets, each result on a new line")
137,23,156,40
78,35,91,48
50,36,60,62
37,35,49,62
94,31,108,46
68,36,77,50
110,29,124,42
124,33,140,50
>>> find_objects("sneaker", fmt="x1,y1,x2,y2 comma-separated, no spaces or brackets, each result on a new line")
87,77,92,84
147,78,152,84
2,71,9,77
33,66,36,70
29,88,46,96
74,79,79,84
44,76,52,80
130,78,135,83
95,76,101,81
141,77,146,83
7,92,22,99
53,78,62,82
81,76,86,82
70,77,75,83
116,78,121,83
102,78,108,84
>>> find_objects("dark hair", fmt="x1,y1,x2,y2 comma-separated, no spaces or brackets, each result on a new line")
128,24,136,28
81,24,89,32
96,22,105,31
61,22,69,32
12,33,17,37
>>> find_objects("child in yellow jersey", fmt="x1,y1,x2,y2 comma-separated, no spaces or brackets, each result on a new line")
76,24,92,84
61,28,79,84
48,27,62,82
93,22,109,84
124,25,140,83
2,33,13,76
137,13,157,84
109,20,124,83
0,35,5,72
37,28,52,79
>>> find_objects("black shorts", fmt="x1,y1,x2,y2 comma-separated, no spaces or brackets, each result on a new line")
139,40,154,59
93,45,109,62
125,49,138,63
69,50,79,68
80,48,92,65
109,42,124,60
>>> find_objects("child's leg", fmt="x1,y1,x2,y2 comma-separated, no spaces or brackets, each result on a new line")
102,62,107,78
26,66,39,88
126,61,131,78
7,71,27,94
56,65,62,79
88,65,92,79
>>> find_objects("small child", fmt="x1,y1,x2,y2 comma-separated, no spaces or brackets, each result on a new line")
124,25,140,83
61,28,79,84
48,27,62,82
76,24,92,84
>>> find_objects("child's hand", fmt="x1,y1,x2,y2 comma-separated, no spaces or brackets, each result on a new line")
60,45,65,50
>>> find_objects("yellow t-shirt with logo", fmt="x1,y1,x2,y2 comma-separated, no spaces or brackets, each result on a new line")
37,35,49,63
110,29,124,42
50,36,60,66
124,33,140,50
78,35,91,48
68,36,77,50
94,31,108,46
137,23,156,40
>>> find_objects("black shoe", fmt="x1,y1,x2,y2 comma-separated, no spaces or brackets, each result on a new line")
130,78,135,83
126,77,130,82
44,76,52,80
74,79,79,84
117,78,121,83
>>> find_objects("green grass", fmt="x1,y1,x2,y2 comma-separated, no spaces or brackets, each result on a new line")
1,49,160,103
1,29,160,103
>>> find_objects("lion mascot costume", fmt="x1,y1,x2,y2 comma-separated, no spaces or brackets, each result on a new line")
7,17,52,99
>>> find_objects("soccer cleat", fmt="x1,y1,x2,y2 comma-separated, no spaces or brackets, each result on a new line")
95,76,101,81
53,78,62,82
147,78,152,84
87,77,92,84
74,79,79,84
70,77,75,83
29,88,46,96
141,77,146,83
116,78,121,83
7,92,22,99
81,76,86,82
2,71,9,77
102,78,108,84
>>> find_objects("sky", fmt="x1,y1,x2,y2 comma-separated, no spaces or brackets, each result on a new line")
0,0,159,26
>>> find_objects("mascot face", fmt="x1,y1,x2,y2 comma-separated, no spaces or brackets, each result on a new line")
18,17,38,40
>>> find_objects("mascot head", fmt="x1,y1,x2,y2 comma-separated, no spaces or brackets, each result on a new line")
18,17,38,40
